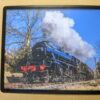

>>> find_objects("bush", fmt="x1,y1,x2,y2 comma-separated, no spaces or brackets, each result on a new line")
5,47,33,73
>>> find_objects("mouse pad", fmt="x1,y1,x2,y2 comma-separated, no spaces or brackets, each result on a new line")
1,6,100,94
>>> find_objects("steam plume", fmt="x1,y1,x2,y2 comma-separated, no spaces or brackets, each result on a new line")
42,11,95,62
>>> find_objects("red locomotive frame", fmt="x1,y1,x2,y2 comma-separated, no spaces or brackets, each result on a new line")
21,65,46,72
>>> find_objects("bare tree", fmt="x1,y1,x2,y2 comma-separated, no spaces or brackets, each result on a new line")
5,9,44,72
6,9,43,51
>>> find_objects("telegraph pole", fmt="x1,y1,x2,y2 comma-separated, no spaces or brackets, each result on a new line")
94,57,99,79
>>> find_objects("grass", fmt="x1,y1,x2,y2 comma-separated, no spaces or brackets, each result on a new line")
59,79,100,90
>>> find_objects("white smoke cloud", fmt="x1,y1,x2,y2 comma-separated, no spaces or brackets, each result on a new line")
42,11,95,62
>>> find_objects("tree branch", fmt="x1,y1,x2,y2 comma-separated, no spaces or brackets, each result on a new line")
6,28,26,37
6,42,23,46
25,10,31,33
31,24,42,36
30,10,40,30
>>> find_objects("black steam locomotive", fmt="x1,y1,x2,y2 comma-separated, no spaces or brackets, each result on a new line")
21,40,94,83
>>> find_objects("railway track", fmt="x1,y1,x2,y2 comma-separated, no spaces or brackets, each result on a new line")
5,80,93,90
29,81,91,90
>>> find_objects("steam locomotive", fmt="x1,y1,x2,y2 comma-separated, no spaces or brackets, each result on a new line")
21,40,94,83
